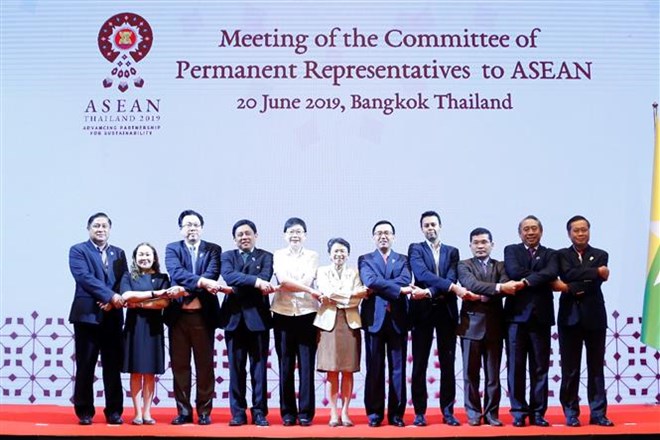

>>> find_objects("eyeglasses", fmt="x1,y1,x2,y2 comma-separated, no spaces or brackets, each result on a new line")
374,231,393,237
286,229,305,235
182,222,201,229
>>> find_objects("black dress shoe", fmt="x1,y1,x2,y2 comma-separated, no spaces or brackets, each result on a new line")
253,414,269,427
171,414,193,425
389,416,405,427
78,416,93,426
468,418,481,426
368,418,382,427
106,415,123,425
298,417,312,427
531,415,550,427
484,416,504,427
198,414,212,425
566,416,581,427
413,414,427,426
229,417,247,426
590,416,614,427
282,417,296,426
513,417,526,427
443,414,461,426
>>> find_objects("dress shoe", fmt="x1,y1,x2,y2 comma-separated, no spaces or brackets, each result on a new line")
484,415,504,427
282,417,296,426
341,417,354,427
530,415,550,427
229,417,247,426
171,414,193,425
253,413,269,427
590,416,614,427
413,414,427,426
368,418,382,427
389,416,405,427
468,417,481,426
143,418,156,425
443,414,461,426
566,416,581,427
106,415,123,425
512,417,526,427
131,417,143,425
198,414,212,425
298,417,312,427
78,416,93,426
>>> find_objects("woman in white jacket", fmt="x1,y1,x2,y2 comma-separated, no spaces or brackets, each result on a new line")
314,238,369,427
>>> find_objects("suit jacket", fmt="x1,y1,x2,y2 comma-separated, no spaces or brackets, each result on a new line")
456,258,508,341
313,265,363,331
164,240,222,329
358,250,411,334
68,240,127,325
218,248,274,332
408,242,459,326
503,243,558,326
556,245,608,330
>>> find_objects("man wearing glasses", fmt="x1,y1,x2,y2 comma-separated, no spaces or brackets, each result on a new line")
165,209,229,425
358,220,412,428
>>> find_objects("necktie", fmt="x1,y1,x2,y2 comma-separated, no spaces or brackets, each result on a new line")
189,246,197,274
241,252,250,263
481,260,488,275
98,246,108,270
529,247,536,259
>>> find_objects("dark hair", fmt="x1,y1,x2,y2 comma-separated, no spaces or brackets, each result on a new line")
327,237,351,254
178,209,204,228
566,215,590,231
469,227,493,242
130,242,161,280
87,212,111,228
283,217,307,233
419,210,442,227
372,220,395,235
232,219,257,237
518,214,543,233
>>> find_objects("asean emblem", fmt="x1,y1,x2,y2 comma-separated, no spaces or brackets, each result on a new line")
98,13,153,92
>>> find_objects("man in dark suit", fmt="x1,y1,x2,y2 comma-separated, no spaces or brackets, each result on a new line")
358,220,412,427
68,212,127,425
165,209,228,426
219,219,275,427
503,215,558,427
457,227,523,426
552,216,613,427
408,210,471,427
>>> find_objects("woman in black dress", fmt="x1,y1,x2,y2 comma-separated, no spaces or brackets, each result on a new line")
120,243,184,425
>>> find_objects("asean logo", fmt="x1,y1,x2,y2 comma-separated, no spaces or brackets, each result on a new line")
98,13,153,92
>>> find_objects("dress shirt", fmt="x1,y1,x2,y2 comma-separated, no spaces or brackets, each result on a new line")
271,247,319,316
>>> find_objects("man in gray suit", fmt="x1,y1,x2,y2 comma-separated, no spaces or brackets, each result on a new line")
457,227,523,426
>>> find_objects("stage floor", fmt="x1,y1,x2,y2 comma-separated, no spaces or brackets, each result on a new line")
0,404,658,439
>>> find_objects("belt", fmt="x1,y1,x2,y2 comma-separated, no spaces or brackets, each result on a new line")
181,308,202,314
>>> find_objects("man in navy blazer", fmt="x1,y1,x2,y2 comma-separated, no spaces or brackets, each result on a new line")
219,219,275,427
503,215,558,427
552,216,613,428
358,220,413,428
68,212,127,425
165,209,227,426
408,210,471,427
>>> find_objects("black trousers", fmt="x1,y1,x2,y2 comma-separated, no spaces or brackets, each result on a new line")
559,324,607,418
73,321,123,420
273,313,317,422
169,311,216,418
225,320,270,419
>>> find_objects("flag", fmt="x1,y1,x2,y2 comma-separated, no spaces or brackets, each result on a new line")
642,104,660,349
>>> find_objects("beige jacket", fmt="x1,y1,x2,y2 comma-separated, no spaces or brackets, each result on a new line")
313,265,363,331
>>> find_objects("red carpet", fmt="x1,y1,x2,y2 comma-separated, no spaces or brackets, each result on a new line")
0,405,658,438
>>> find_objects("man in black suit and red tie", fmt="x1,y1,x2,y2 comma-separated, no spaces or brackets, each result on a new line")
457,227,523,427
219,219,275,427
68,212,127,426
503,215,558,427
165,209,230,426
552,215,614,428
